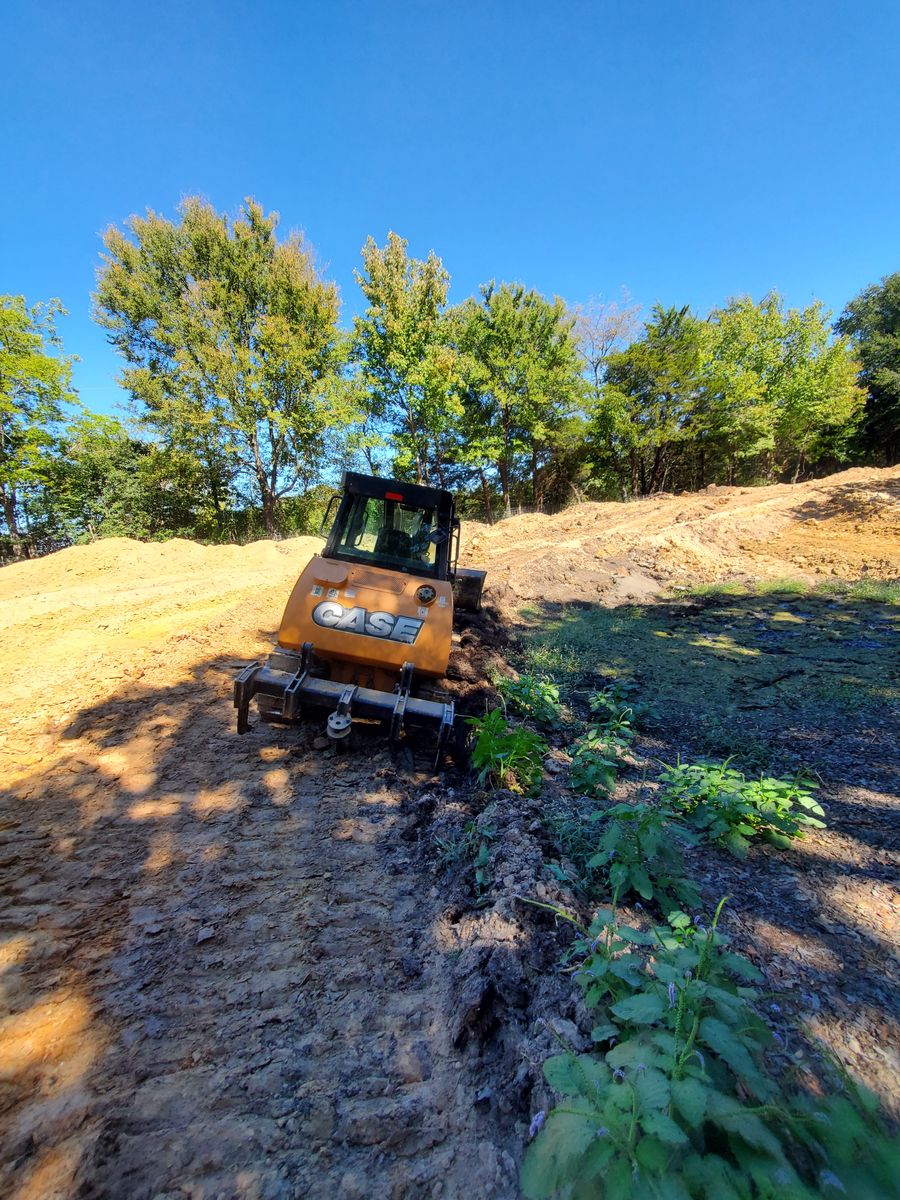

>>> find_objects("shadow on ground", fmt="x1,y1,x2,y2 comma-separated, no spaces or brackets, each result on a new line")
512,588,900,1112
0,648,533,1200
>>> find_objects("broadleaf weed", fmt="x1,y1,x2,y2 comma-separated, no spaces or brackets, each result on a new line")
659,760,826,857
467,707,547,794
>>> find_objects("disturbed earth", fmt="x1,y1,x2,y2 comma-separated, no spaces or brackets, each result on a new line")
1,465,899,1199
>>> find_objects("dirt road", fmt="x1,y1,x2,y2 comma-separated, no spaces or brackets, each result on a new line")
1,467,898,1198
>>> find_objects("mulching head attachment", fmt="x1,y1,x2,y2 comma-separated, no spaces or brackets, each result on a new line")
233,642,456,766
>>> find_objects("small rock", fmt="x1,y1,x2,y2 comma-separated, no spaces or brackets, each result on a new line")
474,1085,493,1109
196,926,215,943
313,736,329,750
144,1015,163,1039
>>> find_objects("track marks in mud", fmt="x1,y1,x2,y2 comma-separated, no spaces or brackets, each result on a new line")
1,684,522,1199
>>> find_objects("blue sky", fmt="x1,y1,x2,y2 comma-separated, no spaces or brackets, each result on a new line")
3,0,899,417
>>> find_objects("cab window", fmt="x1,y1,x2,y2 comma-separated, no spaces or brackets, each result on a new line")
332,495,438,575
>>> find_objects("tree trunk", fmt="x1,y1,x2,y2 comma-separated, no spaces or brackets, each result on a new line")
498,457,512,516
261,491,278,537
478,469,494,524
1,485,29,560
648,446,665,493
531,442,542,511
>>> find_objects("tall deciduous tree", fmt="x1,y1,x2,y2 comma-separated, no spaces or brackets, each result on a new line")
590,295,863,496
598,304,710,495
705,294,863,482
454,283,584,511
572,293,642,394
836,272,900,464
0,295,76,559
94,198,347,535
352,232,461,485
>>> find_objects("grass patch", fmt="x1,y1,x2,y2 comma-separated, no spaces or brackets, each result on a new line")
819,577,900,604
512,587,899,773
670,575,900,604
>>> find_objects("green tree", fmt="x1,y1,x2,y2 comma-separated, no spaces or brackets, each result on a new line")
705,294,863,482
94,197,348,535
53,412,211,541
454,282,584,511
0,295,76,559
596,304,710,496
353,232,461,485
589,295,863,496
836,272,900,464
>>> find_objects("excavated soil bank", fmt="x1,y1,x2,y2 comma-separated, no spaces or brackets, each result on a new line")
464,464,900,605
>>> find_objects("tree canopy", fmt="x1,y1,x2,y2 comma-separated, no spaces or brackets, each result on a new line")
0,295,76,559
94,197,350,534
836,272,900,464
588,294,863,496
352,232,461,487
1,204,891,562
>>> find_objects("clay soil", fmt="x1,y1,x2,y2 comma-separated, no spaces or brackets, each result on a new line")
466,464,900,604
1,466,898,1199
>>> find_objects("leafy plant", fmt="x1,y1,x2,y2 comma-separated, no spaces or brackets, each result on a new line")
434,816,496,902
497,672,566,727
589,679,655,729
548,801,699,911
659,761,826,857
435,819,496,902
523,903,899,1199
566,680,649,800
467,707,548,794
568,742,620,800
592,803,700,911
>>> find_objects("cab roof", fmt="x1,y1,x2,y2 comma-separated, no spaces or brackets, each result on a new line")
342,471,455,518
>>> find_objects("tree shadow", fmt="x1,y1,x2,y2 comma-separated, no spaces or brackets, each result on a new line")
0,649,524,1199
513,590,900,1112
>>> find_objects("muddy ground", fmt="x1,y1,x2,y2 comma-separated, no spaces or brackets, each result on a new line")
1,467,898,1199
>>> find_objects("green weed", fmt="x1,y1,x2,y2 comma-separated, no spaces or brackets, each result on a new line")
522,903,899,1200
546,800,700,912
568,743,620,800
755,577,810,596
670,580,750,598
850,578,896,601
467,708,547,794
497,672,566,727
588,679,656,728
672,576,900,606
434,819,496,902
659,760,826,857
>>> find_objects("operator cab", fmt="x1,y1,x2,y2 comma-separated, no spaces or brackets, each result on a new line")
323,472,459,581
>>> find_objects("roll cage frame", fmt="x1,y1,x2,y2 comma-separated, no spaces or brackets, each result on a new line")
322,472,460,582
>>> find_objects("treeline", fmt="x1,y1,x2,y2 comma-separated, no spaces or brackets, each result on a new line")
2,197,898,561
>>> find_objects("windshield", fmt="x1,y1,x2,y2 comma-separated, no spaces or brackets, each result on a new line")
329,495,440,576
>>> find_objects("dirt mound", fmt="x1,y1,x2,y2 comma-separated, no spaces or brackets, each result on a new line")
462,466,900,605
